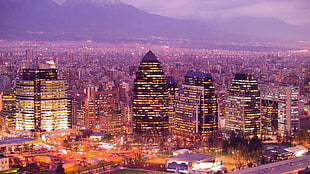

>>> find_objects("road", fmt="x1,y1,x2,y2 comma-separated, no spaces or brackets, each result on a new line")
229,155,310,174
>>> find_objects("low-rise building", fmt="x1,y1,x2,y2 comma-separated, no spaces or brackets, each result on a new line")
263,146,294,162
166,153,225,173
0,154,9,172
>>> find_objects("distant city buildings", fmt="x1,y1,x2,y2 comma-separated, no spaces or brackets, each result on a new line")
25,49,33,66
0,41,308,145
225,73,261,138
132,51,169,142
15,62,70,133
174,72,218,139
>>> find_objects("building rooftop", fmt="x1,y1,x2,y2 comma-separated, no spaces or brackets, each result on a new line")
0,153,8,158
166,77,176,84
0,137,37,147
174,149,190,153
142,50,158,62
234,73,254,80
89,132,106,136
185,71,212,78
167,153,216,162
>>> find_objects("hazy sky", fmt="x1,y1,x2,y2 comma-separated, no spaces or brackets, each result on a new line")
121,0,310,25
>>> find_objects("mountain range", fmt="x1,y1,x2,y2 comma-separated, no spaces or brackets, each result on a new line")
0,0,309,44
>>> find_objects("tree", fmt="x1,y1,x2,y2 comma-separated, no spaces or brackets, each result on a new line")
102,134,113,142
222,140,229,154
248,136,263,151
56,163,65,174
294,130,310,146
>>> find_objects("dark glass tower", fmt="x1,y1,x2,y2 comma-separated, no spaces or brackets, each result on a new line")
174,72,218,139
261,99,278,137
132,51,169,140
225,73,261,138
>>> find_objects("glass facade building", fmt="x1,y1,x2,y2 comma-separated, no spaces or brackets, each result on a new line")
174,72,218,139
15,68,69,132
0,89,16,129
95,91,123,135
225,73,261,138
132,51,169,139
167,77,179,133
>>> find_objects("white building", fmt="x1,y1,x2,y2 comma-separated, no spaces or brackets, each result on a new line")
259,83,300,136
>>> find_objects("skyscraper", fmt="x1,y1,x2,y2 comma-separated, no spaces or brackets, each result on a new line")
259,83,300,136
132,51,169,141
15,62,69,132
84,85,98,130
174,72,218,139
0,89,15,129
261,99,278,137
95,90,123,135
25,49,33,65
225,73,260,138
304,75,310,115
166,77,179,133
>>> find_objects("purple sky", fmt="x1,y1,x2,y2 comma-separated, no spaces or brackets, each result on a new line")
120,0,310,25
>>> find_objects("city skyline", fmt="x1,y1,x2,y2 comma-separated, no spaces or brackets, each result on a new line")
0,0,309,173
0,40,309,173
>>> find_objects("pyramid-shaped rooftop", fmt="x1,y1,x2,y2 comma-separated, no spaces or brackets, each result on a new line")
142,50,158,62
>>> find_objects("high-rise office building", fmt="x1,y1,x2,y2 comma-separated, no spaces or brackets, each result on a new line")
259,83,300,136
71,98,78,127
95,91,123,135
305,76,310,97
15,62,69,132
167,77,179,133
174,72,218,139
83,85,125,134
25,49,33,65
225,73,260,138
304,75,310,115
0,89,15,129
84,85,98,130
261,99,278,137
132,51,169,141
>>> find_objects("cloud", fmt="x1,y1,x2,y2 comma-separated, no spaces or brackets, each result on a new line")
121,0,310,25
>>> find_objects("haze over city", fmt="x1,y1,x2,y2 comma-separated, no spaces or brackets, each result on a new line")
0,0,309,174
121,0,310,25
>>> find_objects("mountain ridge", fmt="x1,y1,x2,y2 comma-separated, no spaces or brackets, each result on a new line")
216,16,309,42
53,0,122,6
0,0,308,44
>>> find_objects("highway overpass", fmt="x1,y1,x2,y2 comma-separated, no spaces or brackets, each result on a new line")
229,155,310,174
